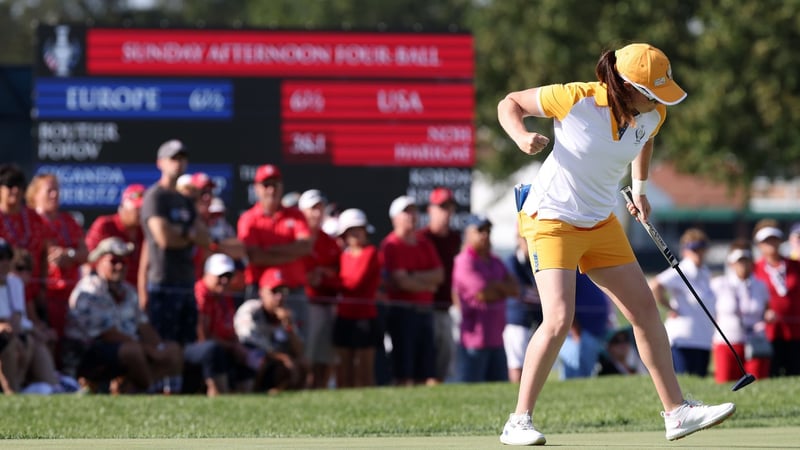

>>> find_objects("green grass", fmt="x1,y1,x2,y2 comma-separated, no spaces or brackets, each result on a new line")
1,375,799,439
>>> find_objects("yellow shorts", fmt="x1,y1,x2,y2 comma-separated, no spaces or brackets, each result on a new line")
517,212,636,273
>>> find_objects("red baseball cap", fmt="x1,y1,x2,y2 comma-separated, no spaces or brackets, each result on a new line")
121,184,146,208
259,268,288,290
429,187,455,206
190,172,215,190
254,164,282,183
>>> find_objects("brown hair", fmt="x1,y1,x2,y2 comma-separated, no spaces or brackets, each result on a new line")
752,218,780,239
679,228,709,247
25,173,58,207
595,50,638,127
729,238,752,251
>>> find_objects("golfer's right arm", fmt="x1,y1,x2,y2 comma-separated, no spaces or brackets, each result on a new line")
498,88,550,155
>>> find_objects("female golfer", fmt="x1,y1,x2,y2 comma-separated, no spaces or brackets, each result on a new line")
497,43,735,445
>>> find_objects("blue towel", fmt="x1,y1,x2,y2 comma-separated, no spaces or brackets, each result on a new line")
514,183,531,213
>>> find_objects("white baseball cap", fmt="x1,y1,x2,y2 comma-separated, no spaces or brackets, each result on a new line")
176,174,193,189
337,208,375,236
754,226,784,243
208,197,226,214
389,195,416,218
204,253,235,276
298,189,326,210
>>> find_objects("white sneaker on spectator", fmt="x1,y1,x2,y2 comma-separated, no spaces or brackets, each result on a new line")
662,398,736,441
500,411,546,446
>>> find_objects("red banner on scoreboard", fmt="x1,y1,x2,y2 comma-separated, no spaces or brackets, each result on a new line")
282,122,474,167
281,81,474,121
86,29,474,78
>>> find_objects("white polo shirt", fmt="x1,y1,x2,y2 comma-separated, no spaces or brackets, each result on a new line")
521,82,667,227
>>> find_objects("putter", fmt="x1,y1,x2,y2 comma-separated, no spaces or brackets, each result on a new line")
620,186,756,391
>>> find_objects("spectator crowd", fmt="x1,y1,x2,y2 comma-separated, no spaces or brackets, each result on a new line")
1,139,799,395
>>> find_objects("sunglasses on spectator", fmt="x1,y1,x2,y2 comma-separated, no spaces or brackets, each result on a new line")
218,272,233,281
270,286,290,297
261,180,282,188
14,265,31,272
110,256,128,266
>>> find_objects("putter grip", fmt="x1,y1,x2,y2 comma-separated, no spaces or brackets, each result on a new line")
620,186,679,268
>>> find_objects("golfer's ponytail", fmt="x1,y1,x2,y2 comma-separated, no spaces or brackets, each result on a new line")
595,50,636,127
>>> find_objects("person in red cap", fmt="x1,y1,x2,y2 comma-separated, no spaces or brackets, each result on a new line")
497,43,733,445
85,183,146,287
418,187,462,382
237,164,312,343
233,268,307,393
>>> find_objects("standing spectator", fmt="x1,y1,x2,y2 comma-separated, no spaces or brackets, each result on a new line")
418,187,462,382
186,174,247,282
206,197,247,299
298,189,341,389
0,164,55,336
184,253,254,396
85,184,146,287
380,195,443,386
237,164,312,341
140,139,209,346
27,173,89,340
752,220,800,377
787,223,800,261
650,228,715,377
334,209,380,388
503,233,543,383
64,237,183,394
234,268,307,393
710,240,770,383
452,215,517,383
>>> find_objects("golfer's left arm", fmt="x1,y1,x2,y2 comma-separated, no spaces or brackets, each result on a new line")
631,139,654,222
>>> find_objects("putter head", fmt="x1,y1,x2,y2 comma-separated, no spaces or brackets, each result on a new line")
731,373,756,391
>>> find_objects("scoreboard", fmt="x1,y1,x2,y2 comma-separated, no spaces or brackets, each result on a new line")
33,25,475,236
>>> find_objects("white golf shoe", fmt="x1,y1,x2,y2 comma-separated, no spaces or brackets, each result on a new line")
500,411,546,446
662,399,736,441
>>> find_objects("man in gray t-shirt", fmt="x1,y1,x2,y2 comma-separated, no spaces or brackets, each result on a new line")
140,139,209,346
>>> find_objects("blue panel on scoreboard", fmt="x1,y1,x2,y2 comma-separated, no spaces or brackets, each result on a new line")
34,78,233,119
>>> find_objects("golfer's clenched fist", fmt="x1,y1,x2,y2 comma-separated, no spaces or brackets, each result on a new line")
515,132,550,155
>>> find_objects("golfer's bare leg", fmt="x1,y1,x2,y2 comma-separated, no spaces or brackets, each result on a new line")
513,268,575,415
588,262,684,411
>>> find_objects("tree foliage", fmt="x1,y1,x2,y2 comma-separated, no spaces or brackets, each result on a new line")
1,0,798,191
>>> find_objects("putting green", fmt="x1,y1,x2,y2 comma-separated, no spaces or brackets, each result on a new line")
3,427,797,449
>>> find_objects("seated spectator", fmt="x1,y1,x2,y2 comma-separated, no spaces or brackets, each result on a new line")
1,239,25,393
184,253,254,396
557,273,611,379
597,327,645,376
84,184,146,288
557,319,603,379
64,237,183,394
0,238,62,394
334,209,381,388
452,215,517,383
234,268,307,394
